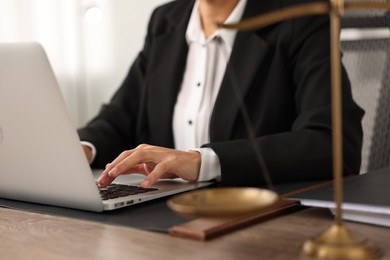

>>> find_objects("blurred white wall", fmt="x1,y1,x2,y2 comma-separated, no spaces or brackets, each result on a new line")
0,0,170,126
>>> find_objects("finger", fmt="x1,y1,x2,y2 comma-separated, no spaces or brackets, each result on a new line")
98,164,118,187
108,149,155,177
98,146,157,188
98,163,147,188
98,165,118,188
104,149,136,173
98,149,138,186
141,162,170,188
103,145,154,176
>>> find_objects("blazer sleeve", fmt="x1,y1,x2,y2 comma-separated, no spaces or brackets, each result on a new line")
205,14,364,187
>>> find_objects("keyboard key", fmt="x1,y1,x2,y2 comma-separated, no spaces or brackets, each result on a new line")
99,183,158,201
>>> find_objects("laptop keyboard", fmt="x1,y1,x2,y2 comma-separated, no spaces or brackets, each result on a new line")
99,183,158,200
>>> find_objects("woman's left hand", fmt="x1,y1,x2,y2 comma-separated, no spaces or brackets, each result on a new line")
98,144,201,188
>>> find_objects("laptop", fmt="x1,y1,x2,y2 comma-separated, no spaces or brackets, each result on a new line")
0,42,211,212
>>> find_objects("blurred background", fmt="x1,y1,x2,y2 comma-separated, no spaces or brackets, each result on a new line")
0,0,169,127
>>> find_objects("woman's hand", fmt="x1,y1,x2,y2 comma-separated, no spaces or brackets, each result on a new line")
82,144,93,162
98,144,201,188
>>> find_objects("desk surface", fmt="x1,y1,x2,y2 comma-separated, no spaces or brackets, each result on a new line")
0,207,389,260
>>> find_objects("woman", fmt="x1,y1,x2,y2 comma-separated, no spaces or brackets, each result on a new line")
78,0,364,188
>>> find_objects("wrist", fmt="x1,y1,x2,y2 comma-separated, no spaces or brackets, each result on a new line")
188,150,201,181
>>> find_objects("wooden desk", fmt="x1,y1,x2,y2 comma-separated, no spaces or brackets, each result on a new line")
0,207,389,259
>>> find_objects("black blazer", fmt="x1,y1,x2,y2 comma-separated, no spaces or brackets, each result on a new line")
78,0,364,186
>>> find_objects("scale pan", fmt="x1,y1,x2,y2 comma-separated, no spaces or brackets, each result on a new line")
167,187,278,217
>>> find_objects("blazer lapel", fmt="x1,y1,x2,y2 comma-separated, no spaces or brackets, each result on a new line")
210,31,270,142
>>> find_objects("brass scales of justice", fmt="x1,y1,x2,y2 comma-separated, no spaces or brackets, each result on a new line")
167,0,390,258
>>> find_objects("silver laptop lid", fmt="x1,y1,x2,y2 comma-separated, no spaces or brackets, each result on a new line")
0,42,103,212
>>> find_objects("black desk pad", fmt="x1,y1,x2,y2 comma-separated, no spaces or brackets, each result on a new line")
0,180,324,232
